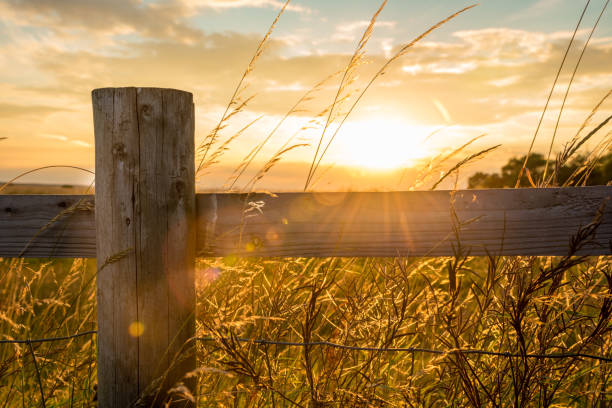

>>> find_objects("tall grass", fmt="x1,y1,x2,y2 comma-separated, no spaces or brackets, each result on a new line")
195,252,612,406
0,258,97,406
1,1,612,407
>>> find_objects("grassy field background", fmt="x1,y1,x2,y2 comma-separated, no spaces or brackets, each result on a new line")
0,252,611,406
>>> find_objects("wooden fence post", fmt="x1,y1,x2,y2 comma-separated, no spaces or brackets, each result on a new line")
92,87,196,407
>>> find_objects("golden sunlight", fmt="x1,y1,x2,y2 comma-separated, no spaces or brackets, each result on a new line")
334,118,431,171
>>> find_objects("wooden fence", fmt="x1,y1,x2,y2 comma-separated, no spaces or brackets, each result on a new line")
1,87,611,407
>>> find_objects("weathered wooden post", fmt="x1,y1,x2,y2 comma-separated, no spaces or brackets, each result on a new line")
92,87,196,407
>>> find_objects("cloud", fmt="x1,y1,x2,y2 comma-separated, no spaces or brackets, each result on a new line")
4,25,610,130
0,15,610,186
71,140,92,147
488,75,522,87
38,134,90,147
0,103,70,118
185,0,310,13
0,0,203,42
5,24,611,124
40,134,68,142
450,28,554,65
401,65,423,75
508,0,564,21
264,80,309,92
332,20,396,42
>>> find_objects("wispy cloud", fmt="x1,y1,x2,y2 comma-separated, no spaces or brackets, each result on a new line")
332,20,396,42
185,0,310,13
0,103,69,118
71,140,91,147
488,75,522,87
507,0,564,21
40,134,90,147
0,0,203,42
40,134,68,142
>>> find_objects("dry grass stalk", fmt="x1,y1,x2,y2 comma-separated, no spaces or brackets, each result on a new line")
412,134,486,190
515,0,591,188
543,0,610,180
196,0,291,175
225,71,343,191
200,115,264,175
0,165,94,194
430,144,500,190
304,0,389,190
305,4,478,190
572,89,612,143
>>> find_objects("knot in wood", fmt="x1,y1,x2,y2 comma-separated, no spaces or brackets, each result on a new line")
111,142,126,158
140,104,153,118
174,180,185,199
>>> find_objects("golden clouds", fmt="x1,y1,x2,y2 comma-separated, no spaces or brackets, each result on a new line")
186,0,310,13
0,0,610,189
0,0,202,41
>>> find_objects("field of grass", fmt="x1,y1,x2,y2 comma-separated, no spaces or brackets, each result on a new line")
0,258,97,406
1,253,611,406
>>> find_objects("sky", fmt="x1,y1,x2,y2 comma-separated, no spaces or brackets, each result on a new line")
0,0,610,191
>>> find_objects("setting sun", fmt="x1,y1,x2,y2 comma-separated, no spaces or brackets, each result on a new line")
334,118,431,171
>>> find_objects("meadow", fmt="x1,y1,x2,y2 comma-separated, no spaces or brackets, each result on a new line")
1,247,611,406
1,0,612,406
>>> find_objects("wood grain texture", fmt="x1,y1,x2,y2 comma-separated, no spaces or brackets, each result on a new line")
0,194,96,257
199,187,612,257
92,87,196,408
1,187,612,259
93,87,139,408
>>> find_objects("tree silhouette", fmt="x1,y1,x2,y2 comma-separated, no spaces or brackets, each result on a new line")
468,152,612,188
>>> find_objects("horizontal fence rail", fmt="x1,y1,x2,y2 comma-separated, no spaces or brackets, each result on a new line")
1,186,612,258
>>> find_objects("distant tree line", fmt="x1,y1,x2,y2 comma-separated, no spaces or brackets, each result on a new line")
468,152,612,188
